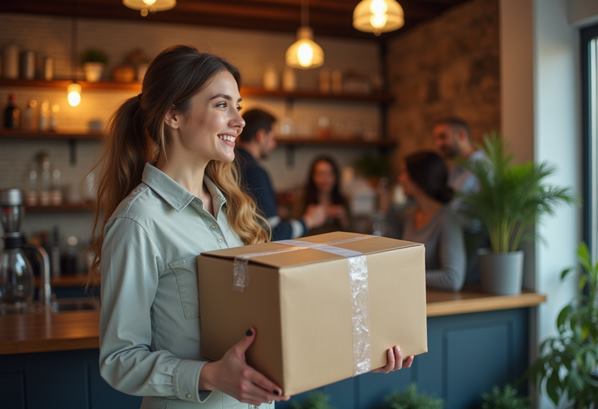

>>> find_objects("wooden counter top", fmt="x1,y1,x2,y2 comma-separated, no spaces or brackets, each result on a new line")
0,290,545,355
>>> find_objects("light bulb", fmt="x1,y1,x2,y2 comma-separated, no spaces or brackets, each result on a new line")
370,13,388,29
67,83,81,107
370,0,388,14
142,0,156,5
297,43,314,67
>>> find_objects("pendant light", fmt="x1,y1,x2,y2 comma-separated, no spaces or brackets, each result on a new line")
67,12,81,107
353,0,404,36
123,0,176,17
285,0,324,69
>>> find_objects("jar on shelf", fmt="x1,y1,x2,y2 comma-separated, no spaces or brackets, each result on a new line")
35,151,52,206
23,164,38,206
50,167,63,206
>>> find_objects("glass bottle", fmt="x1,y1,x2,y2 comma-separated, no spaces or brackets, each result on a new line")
0,236,34,313
3,94,21,129
36,152,52,206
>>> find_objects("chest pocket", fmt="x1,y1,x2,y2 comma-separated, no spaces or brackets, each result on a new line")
168,256,200,320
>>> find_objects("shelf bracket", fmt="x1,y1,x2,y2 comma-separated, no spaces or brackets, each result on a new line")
68,140,78,165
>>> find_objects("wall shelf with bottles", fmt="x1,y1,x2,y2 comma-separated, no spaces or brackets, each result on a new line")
0,129,102,141
0,79,393,103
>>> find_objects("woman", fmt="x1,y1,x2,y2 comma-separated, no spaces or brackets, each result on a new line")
93,45,412,409
300,155,351,235
389,151,466,291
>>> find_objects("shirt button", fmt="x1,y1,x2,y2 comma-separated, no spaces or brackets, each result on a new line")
186,393,192,399
210,224,218,230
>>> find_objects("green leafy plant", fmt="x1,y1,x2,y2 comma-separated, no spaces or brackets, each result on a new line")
481,385,529,409
80,48,109,65
384,384,443,409
461,132,574,253
290,392,334,409
528,243,598,408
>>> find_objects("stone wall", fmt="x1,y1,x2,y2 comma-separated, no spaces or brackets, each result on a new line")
387,0,500,157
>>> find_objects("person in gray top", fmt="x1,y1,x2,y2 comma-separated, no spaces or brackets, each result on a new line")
387,151,466,291
92,45,413,409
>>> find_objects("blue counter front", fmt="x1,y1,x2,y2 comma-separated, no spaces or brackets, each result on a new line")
0,290,544,409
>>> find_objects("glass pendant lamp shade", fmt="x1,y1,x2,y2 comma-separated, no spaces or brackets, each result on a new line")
286,27,324,69
67,82,81,107
353,0,404,36
123,0,176,17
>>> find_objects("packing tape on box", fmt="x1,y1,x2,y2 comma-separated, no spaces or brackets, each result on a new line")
232,235,372,375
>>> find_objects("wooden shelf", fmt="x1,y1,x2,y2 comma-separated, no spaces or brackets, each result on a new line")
0,130,395,149
25,203,94,213
0,80,393,103
0,129,103,141
0,79,141,92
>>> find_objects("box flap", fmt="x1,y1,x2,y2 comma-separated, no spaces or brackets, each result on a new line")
199,231,422,269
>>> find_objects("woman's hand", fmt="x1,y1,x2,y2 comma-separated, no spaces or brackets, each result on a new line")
199,328,290,405
373,345,414,374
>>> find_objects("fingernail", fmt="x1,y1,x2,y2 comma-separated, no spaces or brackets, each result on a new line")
273,389,281,396
246,328,253,337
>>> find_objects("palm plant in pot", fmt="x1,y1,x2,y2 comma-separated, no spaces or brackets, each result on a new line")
460,133,574,295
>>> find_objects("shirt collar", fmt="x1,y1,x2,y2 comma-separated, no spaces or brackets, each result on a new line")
141,163,227,212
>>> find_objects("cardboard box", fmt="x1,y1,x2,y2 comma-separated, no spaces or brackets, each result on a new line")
197,231,427,395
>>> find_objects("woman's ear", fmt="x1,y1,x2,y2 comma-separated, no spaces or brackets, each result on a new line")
164,107,181,129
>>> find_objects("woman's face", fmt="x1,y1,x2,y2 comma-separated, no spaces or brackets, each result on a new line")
176,70,245,163
313,160,336,195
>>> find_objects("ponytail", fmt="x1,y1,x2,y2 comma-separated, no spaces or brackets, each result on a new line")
90,95,155,278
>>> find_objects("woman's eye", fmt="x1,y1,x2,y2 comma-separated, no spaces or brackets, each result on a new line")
236,105,242,112
216,101,227,108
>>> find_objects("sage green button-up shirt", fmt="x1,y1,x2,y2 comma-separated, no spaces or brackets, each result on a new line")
99,163,272,409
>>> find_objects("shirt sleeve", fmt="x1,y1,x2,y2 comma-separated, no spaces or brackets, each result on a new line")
99,216,210,403
426,214,466,291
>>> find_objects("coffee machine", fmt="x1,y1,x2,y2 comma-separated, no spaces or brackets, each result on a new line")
0,188,50,313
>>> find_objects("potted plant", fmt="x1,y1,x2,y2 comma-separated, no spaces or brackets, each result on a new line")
384,384,443,409
460,133,574,295
481,385,529,409
290,392,334,409
528,243,598,408
80,48,109,82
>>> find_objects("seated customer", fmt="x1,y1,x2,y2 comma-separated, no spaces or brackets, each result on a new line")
300,155,351,235
387,151,466,291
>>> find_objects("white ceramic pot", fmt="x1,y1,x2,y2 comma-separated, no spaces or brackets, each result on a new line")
83,62,104,82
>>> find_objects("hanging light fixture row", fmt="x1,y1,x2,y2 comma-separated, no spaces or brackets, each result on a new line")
286,0,404,69
123,0,176,17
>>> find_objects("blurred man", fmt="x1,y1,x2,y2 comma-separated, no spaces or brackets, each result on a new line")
236,108,325,240
434,117,489,284
433,117,487,214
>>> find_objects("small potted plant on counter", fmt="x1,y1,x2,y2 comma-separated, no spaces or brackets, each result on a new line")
384,384,443,409
528,243,598,408
460,133,574,295
80,48,109,82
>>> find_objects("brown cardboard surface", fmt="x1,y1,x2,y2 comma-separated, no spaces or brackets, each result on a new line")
197,232,427,395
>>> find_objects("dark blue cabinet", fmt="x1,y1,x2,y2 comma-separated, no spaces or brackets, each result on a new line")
0,308,529,409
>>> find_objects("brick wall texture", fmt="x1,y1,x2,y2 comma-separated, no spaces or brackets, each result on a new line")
387,0,500,158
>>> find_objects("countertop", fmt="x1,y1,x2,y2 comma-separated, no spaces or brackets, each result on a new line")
0,289,546,355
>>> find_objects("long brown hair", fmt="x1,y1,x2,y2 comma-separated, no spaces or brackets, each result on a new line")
91,45,269,276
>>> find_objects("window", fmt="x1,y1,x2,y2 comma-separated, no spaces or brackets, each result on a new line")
582,24,598,261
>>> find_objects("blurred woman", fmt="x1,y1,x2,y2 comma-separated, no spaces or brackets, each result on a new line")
301,155,351,235
388,151,466,291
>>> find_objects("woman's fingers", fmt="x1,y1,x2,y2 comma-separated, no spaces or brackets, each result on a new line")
392,346,403,371
246,367,289,401
403,355,415,369
372,347,415,373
